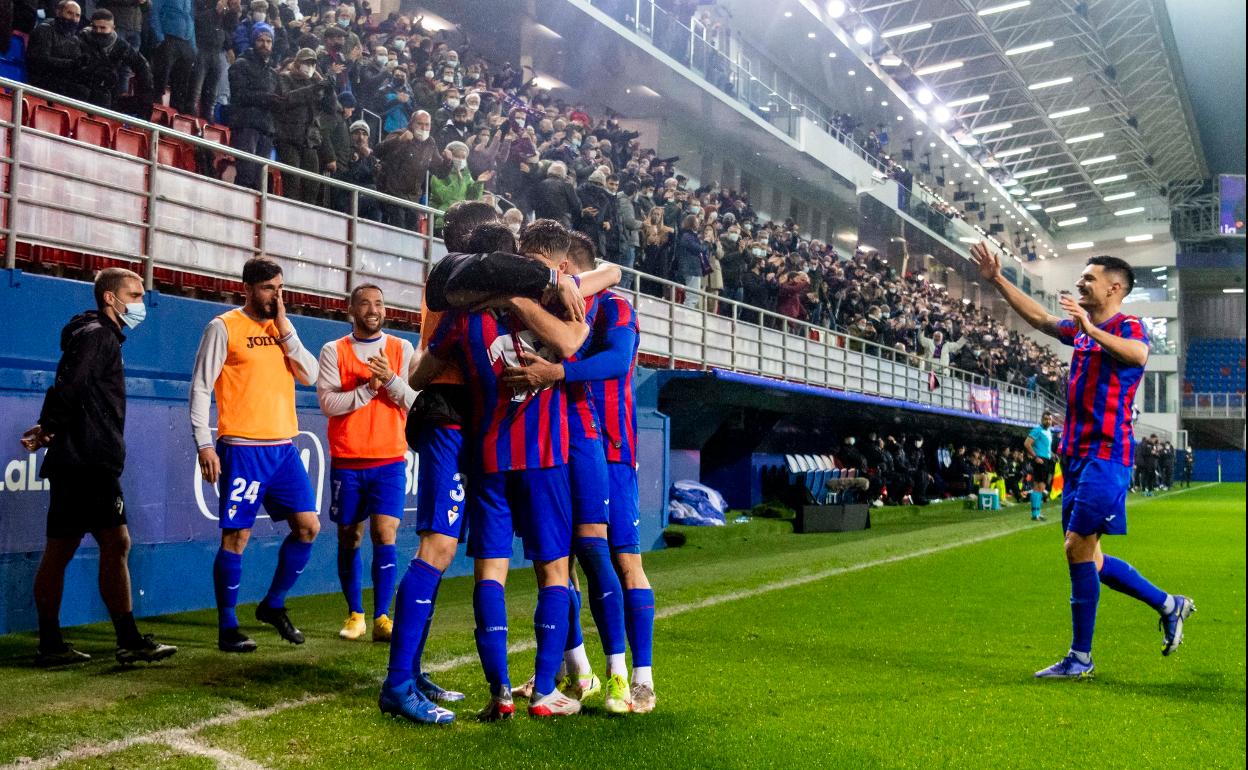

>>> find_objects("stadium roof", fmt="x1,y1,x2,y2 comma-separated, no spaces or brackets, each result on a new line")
723,0,1209,242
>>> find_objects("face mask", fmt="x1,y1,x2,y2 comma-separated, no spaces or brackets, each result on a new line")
508,222,521,235
847,437,856,446
412,129,430,141
337,17,350,27
446,98,460,108
689,206,702,215
92,31,115,45
513,118,525,128
452,158,467,171
442,74,454,83
113,297,147,329
55,17,78,33
752,248,766,257
727,232,740,242
299,64,315,77
423,69,434,79
392,39,406,50
251,11,266,22
915,440,923,448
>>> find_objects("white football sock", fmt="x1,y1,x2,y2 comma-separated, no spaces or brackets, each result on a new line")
607,652,627,679
564,644,592,676
631,665,653,687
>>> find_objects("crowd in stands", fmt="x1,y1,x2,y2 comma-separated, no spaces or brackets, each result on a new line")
3,0,1063,392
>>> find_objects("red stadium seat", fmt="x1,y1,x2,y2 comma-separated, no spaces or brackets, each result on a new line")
32,105,71,136
202,123,231,146
113,127,150,158
74,116,113,148
0,92,12,124
171,113,202,137
150,104,177,127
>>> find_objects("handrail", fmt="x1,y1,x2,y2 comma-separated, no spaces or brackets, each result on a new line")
1180,392,1247,419
0,76,1050,424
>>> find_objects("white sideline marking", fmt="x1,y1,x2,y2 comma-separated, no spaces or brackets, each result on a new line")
6,482,1212,770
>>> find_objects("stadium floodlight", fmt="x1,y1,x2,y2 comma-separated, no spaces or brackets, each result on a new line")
915,60,963,76
978,0,1031,15
1011,167,1049,179
881,100,889,106
957,134,979,146
916,87,934,105
1150,266,1167,272
1057,216,1088,226
1031,186,1064,197
1009,186,1027,195
827,1,848,18
1114,206,1146,216
1094,174,1128,185
958,237,981,244
947,94,989,107
848,69,856,76
933,105,952,123
1102,191,1136,201
1048,106,1091,119
995,146,1032,158
1067,241,1094,250
1080,154,1117,166
1029,76,1073,90
1222,288,1245,294
970,121,1013,135
1128,235,1156,244
1066,131,1104,144
828,51,837,58
808,32,817,39
1005,40,1053,56
1044,203,1076,213
882,22,932,38
854,26,874,45
880,54,903,66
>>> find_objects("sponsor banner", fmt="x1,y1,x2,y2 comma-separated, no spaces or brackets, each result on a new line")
0,393,421,555
968,384,1001,418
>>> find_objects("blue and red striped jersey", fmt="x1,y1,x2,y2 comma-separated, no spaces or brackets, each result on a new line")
566,291,640,466
1056,313,1149,467
428,309,568,473
565,294,603,444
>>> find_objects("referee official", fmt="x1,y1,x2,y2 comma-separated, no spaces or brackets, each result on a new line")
21,268,178,666
1025,412,1055,522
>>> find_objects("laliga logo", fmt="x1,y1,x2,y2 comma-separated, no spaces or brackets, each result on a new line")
193,429,327,521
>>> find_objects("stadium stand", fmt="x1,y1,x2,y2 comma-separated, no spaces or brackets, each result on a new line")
1184,339,1246,395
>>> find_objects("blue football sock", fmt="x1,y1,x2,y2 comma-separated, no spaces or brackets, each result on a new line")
1069,561,1100,655
213,548,243,630
576,537,627,656
413,579,441,675
384,558,441,689
337,546,364,615
625,588,656,668
1099,555,1168,612
473,580,509,693
262,534,313,610
533,585,570,698
1029,491,1042,516
372,544,399,619
565,583,584,652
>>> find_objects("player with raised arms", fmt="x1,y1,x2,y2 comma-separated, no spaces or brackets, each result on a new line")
190,257,321,653
973,241,1195,679
316,284,416,644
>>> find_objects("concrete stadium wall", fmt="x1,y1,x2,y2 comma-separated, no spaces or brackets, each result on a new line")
0,271,670,635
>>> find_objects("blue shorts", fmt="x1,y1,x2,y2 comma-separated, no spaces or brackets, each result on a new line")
469,466,571,562
568,436,610,527
329,460,406,526
216,441,317,529
1061,455,1129,536
413,425,467,539
607,462,641,553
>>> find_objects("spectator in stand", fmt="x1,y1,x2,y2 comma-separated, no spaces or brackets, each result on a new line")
190,0,230,119
718,220,744,305
77,10,153,115
274,47,336,205
467,118,511,182
356,45,391,112
27,1,86,100
437,104,472,147
776,269,810,329
231,0,268,55
615,180,642,288
673,214,706,308
227,22,279,190
429,140,492,231
339,119,381,220
317,25,352,96
322,91,353,209
576,167,615,258
376,65,415,137
530,161,582,230
374,109,452,230
97,0,146,52
701,224,723,313
150,0,197,115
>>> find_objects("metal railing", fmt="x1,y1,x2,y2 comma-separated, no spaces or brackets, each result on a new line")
1,77,1049,425
1181,393,1247,419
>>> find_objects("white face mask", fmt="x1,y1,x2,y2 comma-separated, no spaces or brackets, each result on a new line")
846,437,856,446
442,74,454,83
424,69,434,79
252,11,266,22
513,118,525,128
452,158,467,171
446,98,460,108
412,129,430,141
727,232,739,242
299,64,315,78
508,221,521,235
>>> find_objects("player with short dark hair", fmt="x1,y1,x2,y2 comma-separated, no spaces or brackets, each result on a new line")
22,267,177,667
316,284,417,643
190,256,321,653
1025,412,1055,521
975,243,1194,678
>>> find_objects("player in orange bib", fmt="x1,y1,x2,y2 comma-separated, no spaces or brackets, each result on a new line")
316,284,416,644
190,257,321,653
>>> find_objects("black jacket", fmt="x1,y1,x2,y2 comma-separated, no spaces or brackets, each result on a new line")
38,311,127,479
530,176,582,229
424,251,554,313
26,20,87,98
228,48,282,135
77,30,153,110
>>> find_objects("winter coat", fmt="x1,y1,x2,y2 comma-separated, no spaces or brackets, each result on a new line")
227,48,282,135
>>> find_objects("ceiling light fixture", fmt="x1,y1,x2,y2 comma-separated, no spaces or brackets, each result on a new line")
1011,167,1049,179
1031,186,1065,197
916,87,934,105
970,121,1014,134
1127,235,1155,243
995,146,1032,158
1005,40,1054,56
1067,241,1094,250
847,69,856,76
915,60,964,76
1080,154,1117,166
978,0,1031,16
827,1,848,18
1029,76,1073,90
1102,191,1136,202
1009,186,1027,195
1222,288,1245,294
828,51,838,58
1058,216,1088,226
808,32,817,39
1044,203,1076,212
1094,174,1129,185
933,105,952,123
880,54,903,66
1066,131,1104,144
853,27,874,45
882,22,933,38
1114,206,1146,216
1048,106,1091,119
947,94,989,107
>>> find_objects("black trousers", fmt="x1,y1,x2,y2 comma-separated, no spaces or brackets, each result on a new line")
153,36,196,115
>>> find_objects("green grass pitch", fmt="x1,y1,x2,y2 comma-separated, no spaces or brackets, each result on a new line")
0,484,1243,769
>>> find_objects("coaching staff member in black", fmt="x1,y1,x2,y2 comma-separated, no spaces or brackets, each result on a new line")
20,268,177,667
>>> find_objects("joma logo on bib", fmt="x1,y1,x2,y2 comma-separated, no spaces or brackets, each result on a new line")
245,335,281,349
